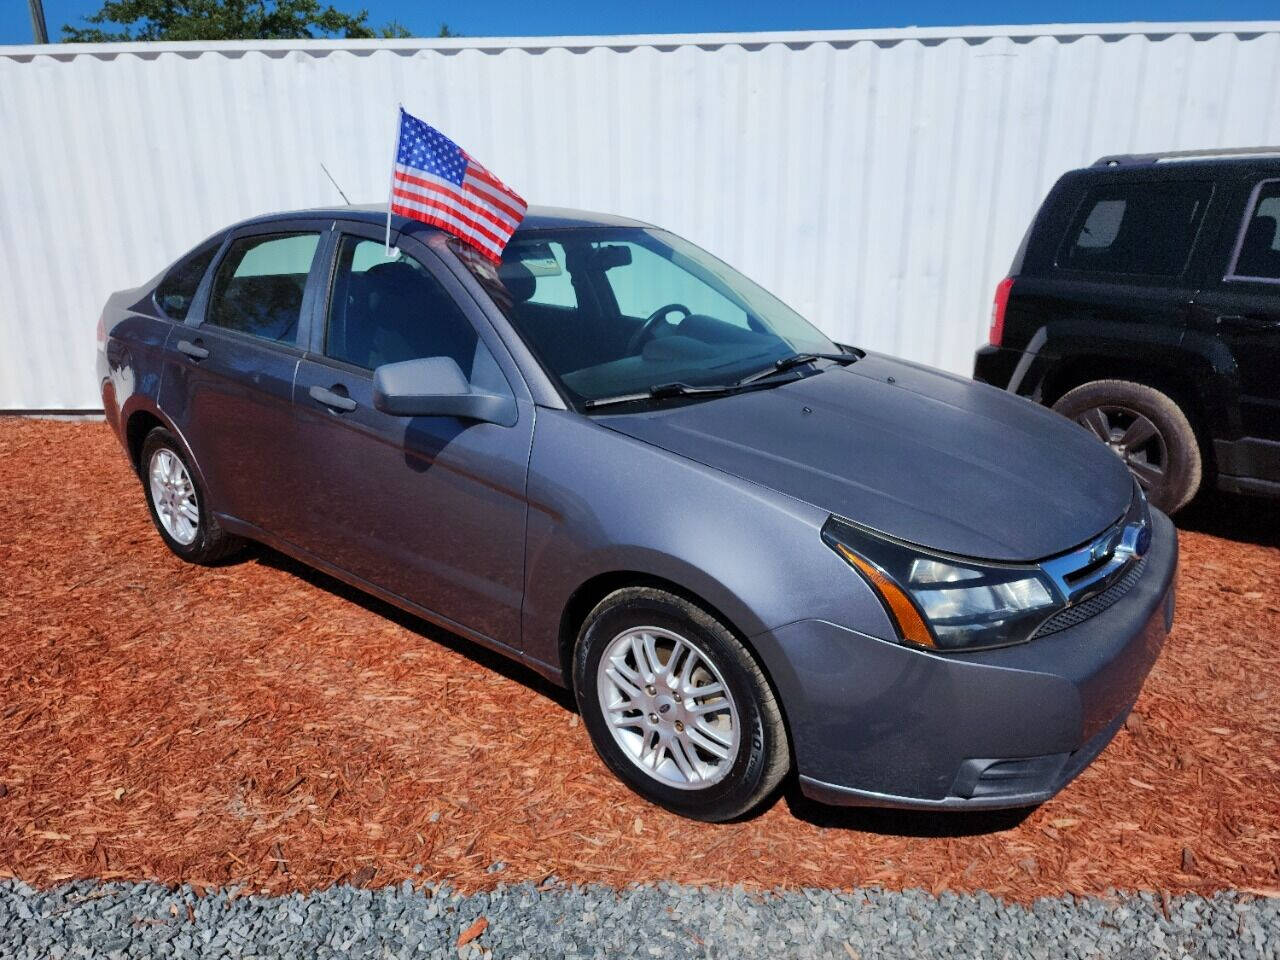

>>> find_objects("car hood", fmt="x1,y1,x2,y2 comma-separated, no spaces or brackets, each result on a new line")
597,353,1135,562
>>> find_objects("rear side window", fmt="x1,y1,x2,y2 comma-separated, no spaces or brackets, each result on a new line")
1058,181,1212,277
205,233,320,344
155,243,218,320
1228,180,1280,282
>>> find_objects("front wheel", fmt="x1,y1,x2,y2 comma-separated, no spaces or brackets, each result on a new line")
1052,379,1202,514
573,587,789,822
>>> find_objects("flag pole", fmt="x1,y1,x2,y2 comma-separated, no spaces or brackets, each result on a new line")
385,102,404,257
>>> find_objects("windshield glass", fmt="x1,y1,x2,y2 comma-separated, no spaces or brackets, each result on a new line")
453,227,839,406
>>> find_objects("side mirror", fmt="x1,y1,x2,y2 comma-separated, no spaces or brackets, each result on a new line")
372,356,516,426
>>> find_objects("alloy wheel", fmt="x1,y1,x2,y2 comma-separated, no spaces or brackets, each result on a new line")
595,626,741,790
1075,404,1167,492
148,448,200,546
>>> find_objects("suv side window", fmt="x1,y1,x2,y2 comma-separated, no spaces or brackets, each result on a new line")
325,237,483,377
1228,180,1280,282
205,232,320,344
155,242,219,321
1058,181,1212,277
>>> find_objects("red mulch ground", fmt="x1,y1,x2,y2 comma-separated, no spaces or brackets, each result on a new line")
1,417,1277,901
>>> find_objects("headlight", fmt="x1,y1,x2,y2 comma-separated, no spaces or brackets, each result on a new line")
822,516,1064,652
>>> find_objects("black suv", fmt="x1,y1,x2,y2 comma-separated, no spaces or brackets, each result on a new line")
974,148,1280,514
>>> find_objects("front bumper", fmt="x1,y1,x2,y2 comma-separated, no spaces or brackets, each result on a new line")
753,510,1178,810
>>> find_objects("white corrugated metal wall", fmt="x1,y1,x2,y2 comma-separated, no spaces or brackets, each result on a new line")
2,23,1279,410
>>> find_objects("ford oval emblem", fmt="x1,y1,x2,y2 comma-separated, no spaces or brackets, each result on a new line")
1117,522,1151,559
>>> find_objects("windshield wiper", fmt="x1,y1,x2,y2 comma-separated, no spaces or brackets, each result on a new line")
582,381,735,410
735,351,859,386
582,352,860,411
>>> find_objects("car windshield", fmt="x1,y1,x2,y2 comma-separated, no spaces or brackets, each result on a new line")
453,227,840,407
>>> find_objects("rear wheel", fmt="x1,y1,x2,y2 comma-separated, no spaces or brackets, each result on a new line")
1052,379,1202,514
573,587,789,822
140,427,243,564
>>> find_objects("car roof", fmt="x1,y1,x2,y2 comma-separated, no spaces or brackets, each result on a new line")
1078,147,1280,177
234,203,653,234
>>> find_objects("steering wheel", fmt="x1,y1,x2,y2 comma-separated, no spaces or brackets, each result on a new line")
626,303,692,356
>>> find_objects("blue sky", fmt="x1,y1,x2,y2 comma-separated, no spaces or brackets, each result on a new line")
5,0,1278,45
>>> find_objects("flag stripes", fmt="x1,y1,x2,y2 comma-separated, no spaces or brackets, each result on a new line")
388,109,527,261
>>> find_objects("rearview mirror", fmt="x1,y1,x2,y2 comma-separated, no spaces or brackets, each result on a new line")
591,245,633,270
372,356,516,426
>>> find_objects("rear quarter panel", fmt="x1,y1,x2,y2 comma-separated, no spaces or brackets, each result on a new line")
98,284,176,462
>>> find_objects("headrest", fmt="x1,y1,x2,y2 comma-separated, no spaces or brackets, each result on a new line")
1237,215,1279,276
1244,215,1278,254
497,260,536,303
364,260,430,313
365,260,421,285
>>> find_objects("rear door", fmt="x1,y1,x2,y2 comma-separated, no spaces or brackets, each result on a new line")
160,221,328,537
1189,177,1280,473
289,224,534,651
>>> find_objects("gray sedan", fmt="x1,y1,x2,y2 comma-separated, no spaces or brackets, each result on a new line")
96,205,1176,822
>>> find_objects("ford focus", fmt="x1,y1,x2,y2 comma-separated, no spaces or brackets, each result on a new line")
96,206,1177,821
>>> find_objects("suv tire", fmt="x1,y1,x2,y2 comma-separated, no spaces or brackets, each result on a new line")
573,587,789,822
140,427,244,564
1052,379,1202,514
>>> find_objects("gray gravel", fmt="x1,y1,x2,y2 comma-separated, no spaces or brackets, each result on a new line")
0,877,1275,960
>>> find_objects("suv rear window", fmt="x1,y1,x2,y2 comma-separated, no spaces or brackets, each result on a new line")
1058,181,1212,277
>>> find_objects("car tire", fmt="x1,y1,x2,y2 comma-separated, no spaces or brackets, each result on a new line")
140,427,243,564
1052,379,1202,514
573,586,789,822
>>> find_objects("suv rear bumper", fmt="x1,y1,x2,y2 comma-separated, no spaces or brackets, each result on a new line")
755,511,1177,811
972,344,1022,391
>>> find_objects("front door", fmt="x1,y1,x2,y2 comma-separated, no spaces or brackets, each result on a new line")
160,226,326,536
290,229,534,651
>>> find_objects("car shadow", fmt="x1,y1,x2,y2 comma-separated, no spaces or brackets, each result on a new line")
248,545,577,715
243,546,1032,838
1176,490,1280,548
778,780,1035,837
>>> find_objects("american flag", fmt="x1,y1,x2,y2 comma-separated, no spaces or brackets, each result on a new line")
389,109,527,262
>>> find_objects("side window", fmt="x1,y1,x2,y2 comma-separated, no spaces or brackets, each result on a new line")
1229,181,1280,282
205,232,320,343
603,242,750,328
325,237,481,377
1058,181,1212,277
155,242,219,321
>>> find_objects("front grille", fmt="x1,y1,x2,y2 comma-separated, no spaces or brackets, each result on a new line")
1033,557,1146,638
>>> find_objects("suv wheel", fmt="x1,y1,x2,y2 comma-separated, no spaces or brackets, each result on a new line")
573,587,789,822
140,427,243,564
1052,379,1202,513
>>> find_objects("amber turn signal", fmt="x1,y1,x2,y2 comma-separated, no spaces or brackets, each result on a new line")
834,543,936,649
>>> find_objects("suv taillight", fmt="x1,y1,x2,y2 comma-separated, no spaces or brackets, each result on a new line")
988,276,1014,347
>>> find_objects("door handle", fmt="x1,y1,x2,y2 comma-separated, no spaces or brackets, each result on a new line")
176,339,209,360
1216,314,1280,331
309,384,357,412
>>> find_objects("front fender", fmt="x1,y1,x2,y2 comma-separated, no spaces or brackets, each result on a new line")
519,409,895,681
